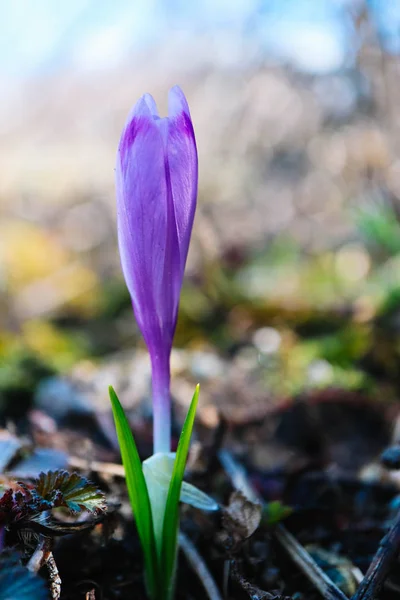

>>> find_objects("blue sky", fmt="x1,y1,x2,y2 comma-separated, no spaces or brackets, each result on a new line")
0,0,398,78
367,0,400,54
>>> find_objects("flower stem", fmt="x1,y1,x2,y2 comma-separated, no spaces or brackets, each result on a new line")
151,351,171,454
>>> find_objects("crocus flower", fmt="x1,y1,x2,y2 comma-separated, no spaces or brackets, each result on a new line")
116,86,198,455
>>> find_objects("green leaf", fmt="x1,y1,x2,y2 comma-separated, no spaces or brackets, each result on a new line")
109,386,159,599
262,500,293,526
160,384,200,599
354,199,400,255
34,470,106,514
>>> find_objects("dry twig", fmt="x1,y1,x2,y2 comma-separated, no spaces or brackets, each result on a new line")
179,531,223,600
351,507,400,600
275,524,347,600
27,536,61,600
46,553,62,600
69,456,125,477
218,449,347,600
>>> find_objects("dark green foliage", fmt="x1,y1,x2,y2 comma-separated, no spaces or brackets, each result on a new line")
0,470,106,534
34,470,106,514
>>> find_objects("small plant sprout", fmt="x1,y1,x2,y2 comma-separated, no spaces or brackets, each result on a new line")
0,470,106,599
111,86,218,599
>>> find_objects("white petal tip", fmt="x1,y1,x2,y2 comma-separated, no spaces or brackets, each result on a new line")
168,86,191,118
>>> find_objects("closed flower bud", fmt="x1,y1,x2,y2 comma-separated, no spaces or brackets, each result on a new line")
116,86,198,453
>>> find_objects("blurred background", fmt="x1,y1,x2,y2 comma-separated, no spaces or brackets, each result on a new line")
2,0,400,422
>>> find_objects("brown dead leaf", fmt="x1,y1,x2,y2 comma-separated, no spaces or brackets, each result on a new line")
217,490,262,553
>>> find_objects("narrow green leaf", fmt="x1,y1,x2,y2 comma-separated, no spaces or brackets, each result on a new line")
109,386,159,599
161,384,200,598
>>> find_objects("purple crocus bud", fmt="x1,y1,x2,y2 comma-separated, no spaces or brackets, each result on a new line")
116,86,198,454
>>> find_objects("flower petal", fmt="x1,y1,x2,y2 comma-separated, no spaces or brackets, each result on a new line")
143,92,159,117
119,95,155,165
168,85,191,120
167,86,198,278
116,105,170,350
